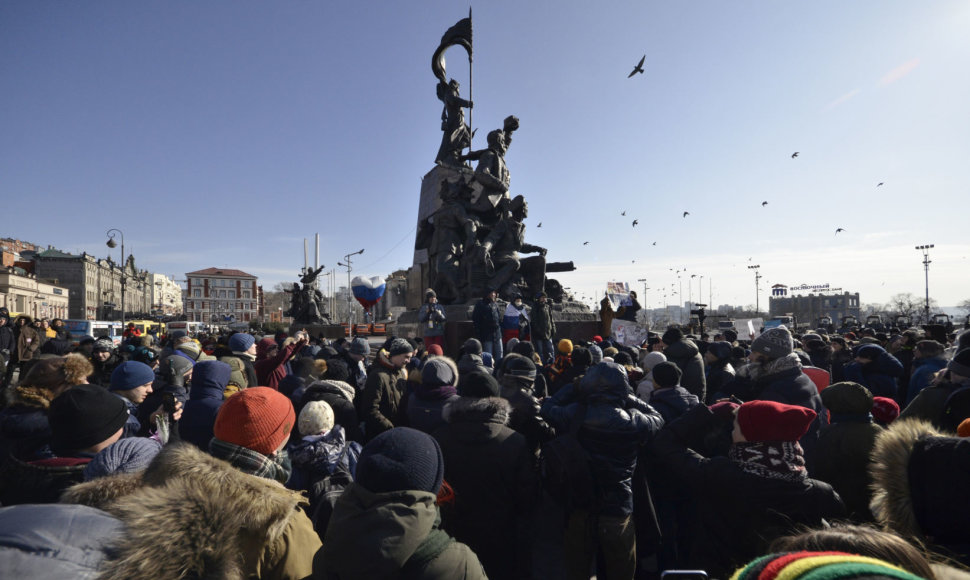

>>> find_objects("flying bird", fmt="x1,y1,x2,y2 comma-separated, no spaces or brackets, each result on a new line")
877,182,884,187
791,152,799,158
583,241,589,245
628,55,645,78
632,219,639,227
652,241,657,246
683,211,690,218
762,201,768,207
621,211,626,216
835,228,845,235
536,222,542,228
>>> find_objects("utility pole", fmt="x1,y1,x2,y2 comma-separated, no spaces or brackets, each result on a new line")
337,249,364,326
748,265,762,316
915,244,934,323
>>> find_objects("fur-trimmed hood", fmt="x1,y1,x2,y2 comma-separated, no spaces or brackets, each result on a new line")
61,442,311,579
869,419,940,542
443,396,511,426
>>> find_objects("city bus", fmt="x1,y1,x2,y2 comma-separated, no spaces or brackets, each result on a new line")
63,319,123,347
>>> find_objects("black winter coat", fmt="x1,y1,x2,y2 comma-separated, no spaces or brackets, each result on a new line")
651,405,845,577
664,339,707,401
300,380,363,443
649,387,701,424
811,418,882,521
500,377,555,454
434,396,539,580
472,298,501,336
541,363,665,517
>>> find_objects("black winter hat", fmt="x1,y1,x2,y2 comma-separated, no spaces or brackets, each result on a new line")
821,382,873,415
571,346,592,368
707,341,733,361
652,362,682,389
463,338,483,356
459,370,501,398
356,427,444,495
662,327,683,345
503,354,537,381
512,340,536,359
324,359,351,382
723,329,739,343
613,351,633,366
387,338,414,358
49,384,129,454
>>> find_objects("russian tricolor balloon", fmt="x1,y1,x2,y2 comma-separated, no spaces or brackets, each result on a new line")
351,276,386,311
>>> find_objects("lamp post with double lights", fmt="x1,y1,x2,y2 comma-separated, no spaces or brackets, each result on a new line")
748,264,762,316
915,244,934,323
337,249,364,326
105,229,126,330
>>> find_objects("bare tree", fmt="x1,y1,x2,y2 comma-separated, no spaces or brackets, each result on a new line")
959,298,970,316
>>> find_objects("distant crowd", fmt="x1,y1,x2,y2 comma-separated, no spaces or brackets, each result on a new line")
0,294,969,579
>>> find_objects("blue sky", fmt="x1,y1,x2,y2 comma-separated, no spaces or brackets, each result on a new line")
2,1,968,310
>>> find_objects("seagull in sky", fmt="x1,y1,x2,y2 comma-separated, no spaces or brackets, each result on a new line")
628,55,645,78
791,152,799,158
835,228,845,235
632,219,638,227
583,241,589,245
877,182,884,187
652,241,657,246
536,222,542,228
621,210,626,216
762,201,769,207
683,211,690,218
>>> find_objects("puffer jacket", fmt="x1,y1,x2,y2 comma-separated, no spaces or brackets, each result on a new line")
179,360,232,450
664,338,707,401
317,483,487,579
406,377,460,436
812,416,882,522
0,387,56,462
62,442,321,579
541,361,665,517
649,386,701,424
0,503,123,579
844,344,904,399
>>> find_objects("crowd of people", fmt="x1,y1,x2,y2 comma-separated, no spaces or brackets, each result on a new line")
0,299,969,579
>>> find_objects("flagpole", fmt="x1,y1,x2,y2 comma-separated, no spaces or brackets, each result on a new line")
467,6,473,152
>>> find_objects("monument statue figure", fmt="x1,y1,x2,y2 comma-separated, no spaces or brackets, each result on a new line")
435,79,474,168
463,116,519,214
473,194,546,298
286,265,331,324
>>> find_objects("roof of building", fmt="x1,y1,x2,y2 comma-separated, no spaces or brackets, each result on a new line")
185,267,256,278
36,248,77,259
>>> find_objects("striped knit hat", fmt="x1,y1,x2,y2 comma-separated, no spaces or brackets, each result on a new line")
730,551,925,580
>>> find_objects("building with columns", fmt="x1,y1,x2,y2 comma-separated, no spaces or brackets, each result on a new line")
0,267,69,319
151,274,183,317
184,268,259,325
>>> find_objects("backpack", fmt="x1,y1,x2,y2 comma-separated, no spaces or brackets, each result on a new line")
539,403,595,509
307,442,361,535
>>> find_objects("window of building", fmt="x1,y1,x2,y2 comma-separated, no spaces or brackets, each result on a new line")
193,289,201,297
242,290,250,299
228,290,235,299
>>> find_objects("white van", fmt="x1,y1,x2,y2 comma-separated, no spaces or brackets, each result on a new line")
165,321,203,336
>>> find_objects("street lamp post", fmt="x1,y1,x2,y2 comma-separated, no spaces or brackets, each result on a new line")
105,229,126,330
337,249,364,326
915,244,934,323
748,265,762,316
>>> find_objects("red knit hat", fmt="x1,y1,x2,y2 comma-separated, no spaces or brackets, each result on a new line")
213,387,295,456
871,396,900,425
736,400,816,442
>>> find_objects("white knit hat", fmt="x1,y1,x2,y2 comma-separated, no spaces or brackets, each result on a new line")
298,400,335,436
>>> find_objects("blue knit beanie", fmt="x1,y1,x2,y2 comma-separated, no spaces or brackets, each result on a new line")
83,437,163,481
356,427,444,495
228,333,256,353
109,361,156,391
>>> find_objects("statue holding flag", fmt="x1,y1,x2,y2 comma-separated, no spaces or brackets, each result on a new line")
432,13,474,168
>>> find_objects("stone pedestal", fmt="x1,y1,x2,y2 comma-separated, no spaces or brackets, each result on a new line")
290,323,346,340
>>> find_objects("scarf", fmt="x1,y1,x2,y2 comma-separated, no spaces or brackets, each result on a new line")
736,352,802,382
729,441,807,483
209,438,291,484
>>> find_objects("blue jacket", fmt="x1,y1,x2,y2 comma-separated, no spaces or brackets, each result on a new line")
180,361,231,450
844,345,904,399
906,356,947,405
541,361,665,516
649,386,701,424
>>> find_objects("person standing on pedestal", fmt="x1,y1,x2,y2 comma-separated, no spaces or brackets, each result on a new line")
531,291,557,365
418,289,446,352
472,290,503,362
